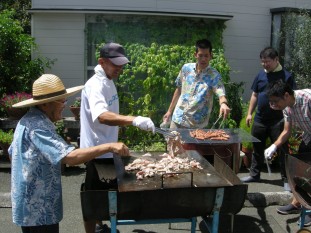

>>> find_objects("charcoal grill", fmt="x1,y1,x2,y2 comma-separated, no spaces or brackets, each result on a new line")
80,150,248,233
171,128,260,173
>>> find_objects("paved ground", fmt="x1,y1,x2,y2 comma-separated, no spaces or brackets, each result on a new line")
0,155,309,233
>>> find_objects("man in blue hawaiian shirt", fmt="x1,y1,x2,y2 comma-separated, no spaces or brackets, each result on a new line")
9,74,129,233
163,39,230,128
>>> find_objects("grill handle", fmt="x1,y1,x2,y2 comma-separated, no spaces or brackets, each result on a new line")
161,171,194,189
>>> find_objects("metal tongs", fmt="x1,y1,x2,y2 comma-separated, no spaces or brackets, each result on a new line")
155,127,176,138
211,114,224,129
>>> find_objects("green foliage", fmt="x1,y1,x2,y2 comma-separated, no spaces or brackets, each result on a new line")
0,9,54,116
0,0,31,34
0,129,14,144
71,97,81,107
55,120,67,140
0,92,32,108
280,10,311,89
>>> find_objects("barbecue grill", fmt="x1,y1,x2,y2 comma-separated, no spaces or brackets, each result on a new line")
171,128,260,173
80,150,248,233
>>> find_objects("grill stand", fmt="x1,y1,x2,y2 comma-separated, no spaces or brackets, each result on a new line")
107,188,224,233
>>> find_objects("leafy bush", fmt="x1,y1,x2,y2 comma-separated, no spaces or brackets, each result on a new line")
71,97,81,107
0,92,32,108
0,129,14,145
280,10,311,89
0,9,54,116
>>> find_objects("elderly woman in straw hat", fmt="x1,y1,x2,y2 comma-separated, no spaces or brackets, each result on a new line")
8,74,129,233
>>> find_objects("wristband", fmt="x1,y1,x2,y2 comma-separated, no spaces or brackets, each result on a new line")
220,102,228,106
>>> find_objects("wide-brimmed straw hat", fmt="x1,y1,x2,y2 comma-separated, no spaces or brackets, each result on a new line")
13,74,84,108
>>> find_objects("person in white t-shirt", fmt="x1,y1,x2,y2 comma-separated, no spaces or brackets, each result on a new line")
80,42,155,233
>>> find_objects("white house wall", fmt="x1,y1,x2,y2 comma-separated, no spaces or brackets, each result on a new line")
31,0,311,101
31,13,85,92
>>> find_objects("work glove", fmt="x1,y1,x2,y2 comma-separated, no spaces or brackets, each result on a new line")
264,144,277,160
132,116,155,133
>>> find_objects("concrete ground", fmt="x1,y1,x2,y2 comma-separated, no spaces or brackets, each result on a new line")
0,155,310,233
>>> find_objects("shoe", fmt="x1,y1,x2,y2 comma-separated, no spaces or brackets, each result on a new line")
284,182,291,192
297,214,311,227
277,204,301,215
240,176,260,183
95,224,108,233
95,224,102,233
95,224,119,233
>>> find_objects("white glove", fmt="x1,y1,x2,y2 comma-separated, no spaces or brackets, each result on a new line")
132,116,155,133
264,144,277,160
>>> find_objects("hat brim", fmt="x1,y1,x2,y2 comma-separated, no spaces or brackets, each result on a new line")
13,85,84,108
109,57,130,66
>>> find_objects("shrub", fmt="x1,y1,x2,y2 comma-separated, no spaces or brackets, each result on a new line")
0,129,14,145
0,92,32,108
0,9,54,116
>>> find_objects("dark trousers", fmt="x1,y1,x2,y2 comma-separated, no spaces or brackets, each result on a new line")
250,120,288,181
21,223,59,233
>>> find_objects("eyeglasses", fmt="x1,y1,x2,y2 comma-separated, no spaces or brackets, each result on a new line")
53,100,68,106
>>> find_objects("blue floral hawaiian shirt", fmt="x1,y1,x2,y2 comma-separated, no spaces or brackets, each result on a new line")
172,63,226,128
8,107,75,226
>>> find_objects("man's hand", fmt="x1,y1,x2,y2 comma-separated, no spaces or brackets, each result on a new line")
264,144,277,160
220,103,231,119
110,142,129,156
132,116,155,133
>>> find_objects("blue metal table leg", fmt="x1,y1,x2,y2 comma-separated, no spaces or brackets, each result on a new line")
191,217,197,233
201,187,225,233
108,190,118,233
211,187,224,233
300,208,311,229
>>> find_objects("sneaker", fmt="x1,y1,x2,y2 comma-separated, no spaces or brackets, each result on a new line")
95,224,102,233
297,214,311,227
95,224,120,233
240,176,260,183
277,204,301,215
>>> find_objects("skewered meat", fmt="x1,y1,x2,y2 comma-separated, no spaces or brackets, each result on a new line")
190,129,230,141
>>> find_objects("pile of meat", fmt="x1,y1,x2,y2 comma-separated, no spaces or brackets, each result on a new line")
166,130,185,156
190,129,230,140
125,153,203,180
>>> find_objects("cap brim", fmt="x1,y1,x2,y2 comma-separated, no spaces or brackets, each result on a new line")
109,57,130,66
13,85,84,108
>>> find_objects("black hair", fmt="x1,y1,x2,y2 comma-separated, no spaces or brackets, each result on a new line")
266,79,294,98
260,47,279,59
195,39,212,53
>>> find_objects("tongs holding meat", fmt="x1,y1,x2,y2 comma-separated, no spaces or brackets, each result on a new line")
155,127,176,138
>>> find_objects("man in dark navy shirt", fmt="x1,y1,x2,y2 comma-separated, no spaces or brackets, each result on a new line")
240,47,296,191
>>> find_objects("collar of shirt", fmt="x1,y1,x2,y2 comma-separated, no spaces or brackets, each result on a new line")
264,63,282,73
195,64,211,74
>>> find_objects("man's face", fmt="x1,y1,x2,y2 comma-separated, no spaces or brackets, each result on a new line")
194,48,212,70
269,94,288,110
100,58,124,79
261,57,279,72
41,98,67,122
